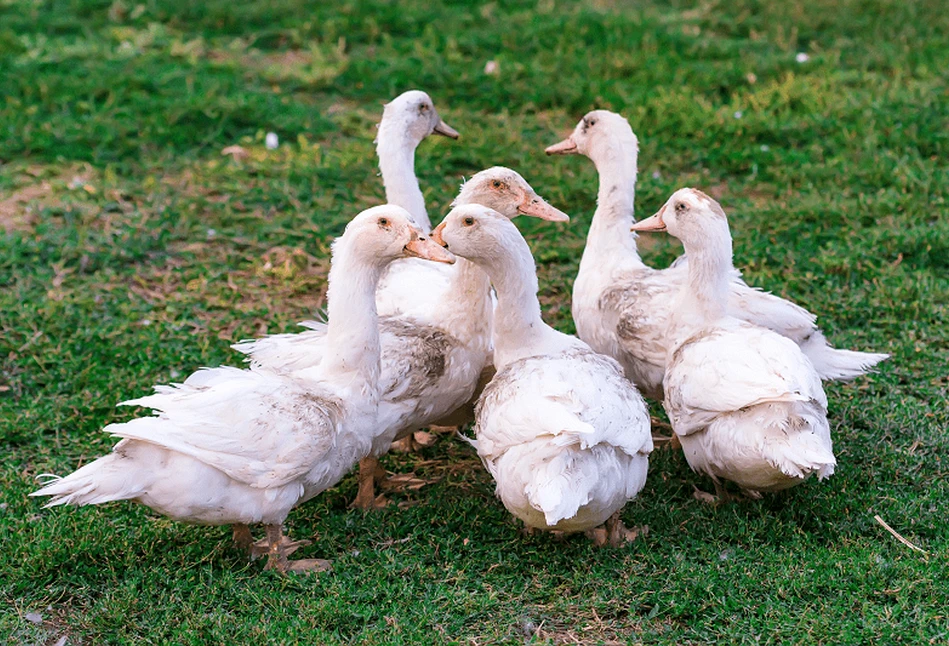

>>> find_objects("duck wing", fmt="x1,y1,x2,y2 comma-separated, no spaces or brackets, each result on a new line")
665,325,825,436
115,367,340,489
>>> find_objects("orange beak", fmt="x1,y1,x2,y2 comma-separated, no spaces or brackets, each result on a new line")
404,234,455,264
433,118,460,139
430,221,448,248
545,136,578,155
630,205,667,232
517,193,570,222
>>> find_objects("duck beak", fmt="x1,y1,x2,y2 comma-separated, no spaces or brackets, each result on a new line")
630,205,667,232
430,222,448,248
433,118,460,139
545,136,578,155
517,193,570,222
404,235,455,264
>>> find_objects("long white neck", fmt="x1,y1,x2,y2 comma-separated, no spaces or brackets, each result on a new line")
578,138,646,275
674,225,733,333
320,240,384,390
479,234,579,368
428,257,493,343
427,193,499,344
376,127,429,231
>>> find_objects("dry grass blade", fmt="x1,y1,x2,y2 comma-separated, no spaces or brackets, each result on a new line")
874,515,929,554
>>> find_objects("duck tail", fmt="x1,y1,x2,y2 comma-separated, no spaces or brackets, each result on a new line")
760,404,837,481
799,331,889,382
30,449,145,508
525,451,594,527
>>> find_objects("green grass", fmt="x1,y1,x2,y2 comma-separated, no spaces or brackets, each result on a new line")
2,0,947,643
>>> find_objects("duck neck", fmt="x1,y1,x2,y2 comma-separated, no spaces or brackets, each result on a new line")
579,140,646,274
676,227,733,328
376,130,429,231
428,193,500,343
480,237,567,368
429,257,493,344
320,241,383,389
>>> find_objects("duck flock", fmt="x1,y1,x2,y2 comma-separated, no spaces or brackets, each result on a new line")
31,90,889,573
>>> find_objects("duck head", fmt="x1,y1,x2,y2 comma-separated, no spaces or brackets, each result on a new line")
345,204,455,265
430,204,523,265
453,167,569,222
378,90,459,146
545,110,639,164
631,188,730,247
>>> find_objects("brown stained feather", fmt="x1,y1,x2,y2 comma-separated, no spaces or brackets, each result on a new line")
598,279,673,344
377,317,457,403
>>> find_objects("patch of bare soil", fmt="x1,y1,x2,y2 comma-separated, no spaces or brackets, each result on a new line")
0,165,102,233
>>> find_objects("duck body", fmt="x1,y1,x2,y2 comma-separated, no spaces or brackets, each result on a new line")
573,262,678,401
32,206,454,570
476,346,651,531
44,365,365,526
238,315,487,457
633,188,836,495
574,257,821,401
551,111,887,400
433,205,652,534
665,322,834,491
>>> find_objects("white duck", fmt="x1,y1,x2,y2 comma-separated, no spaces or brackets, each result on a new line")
632,189,836,498
372,89,460,322
431,204,652,543
548,110,888,400
31,206,453,572
233,167,570,508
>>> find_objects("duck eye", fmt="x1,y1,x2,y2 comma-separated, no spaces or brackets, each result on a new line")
463,217,475,226
419,104,429,112
492,180,501,188
588,118,597,126
675,203,686,211
378,217,389,226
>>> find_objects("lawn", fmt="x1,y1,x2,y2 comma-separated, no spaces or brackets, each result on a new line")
1,0,947,643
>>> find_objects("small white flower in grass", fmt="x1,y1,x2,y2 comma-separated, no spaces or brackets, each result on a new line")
484,60,499,75
733,111,743,119
140,319,151,326
207,228,216,238
796,52,810,63
760,144,770,151
265,132,279,149
170,369,181,379
652,170,661,180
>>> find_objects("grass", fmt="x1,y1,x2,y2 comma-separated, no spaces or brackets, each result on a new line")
2,0,947,643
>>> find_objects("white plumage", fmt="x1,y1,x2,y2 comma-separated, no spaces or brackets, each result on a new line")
234,164,568,507
31,205,454,572
633,188,836,497
476,348,652,531
433,204,652,539
548,110,888,400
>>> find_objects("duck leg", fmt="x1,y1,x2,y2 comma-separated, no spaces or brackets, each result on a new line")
605,512,647,546
254,524,331,574
693,479,731,505
586,513,647,547
585,525,609,547
232,523,255,552
389,434,425,453
350,456,388,510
